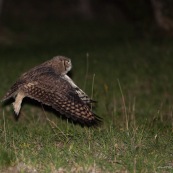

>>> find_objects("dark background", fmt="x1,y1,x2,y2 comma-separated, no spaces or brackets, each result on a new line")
1,0,173,43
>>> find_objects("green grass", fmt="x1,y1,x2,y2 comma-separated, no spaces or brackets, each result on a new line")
1,19,173,172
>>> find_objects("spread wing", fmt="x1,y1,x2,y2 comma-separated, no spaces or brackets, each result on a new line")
2,67,56,101
20,72,100,125
2,79,26,101
62,75,96,106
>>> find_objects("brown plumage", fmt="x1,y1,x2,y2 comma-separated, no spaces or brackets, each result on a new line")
2,56,101,126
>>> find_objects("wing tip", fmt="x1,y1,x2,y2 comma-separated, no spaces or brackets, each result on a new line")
63,111,102,127
78,114,102,127
1,89,17,103
1,94,14,103
1,95,9,103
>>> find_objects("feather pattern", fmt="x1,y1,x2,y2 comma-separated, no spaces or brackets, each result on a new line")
2,56,101,126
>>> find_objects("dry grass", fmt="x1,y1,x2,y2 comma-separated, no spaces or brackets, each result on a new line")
1,19,173,172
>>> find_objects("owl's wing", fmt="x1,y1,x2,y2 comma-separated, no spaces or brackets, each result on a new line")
62,75,96,106
2,67,54,102
21,72,101,125
2,79,26,102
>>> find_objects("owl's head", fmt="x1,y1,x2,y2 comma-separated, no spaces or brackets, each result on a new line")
51,56,72,75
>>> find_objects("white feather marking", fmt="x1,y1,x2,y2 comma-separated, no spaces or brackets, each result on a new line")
62,75,91,103
13,91,25,115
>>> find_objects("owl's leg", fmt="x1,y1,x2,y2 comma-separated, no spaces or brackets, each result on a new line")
13,91,25,115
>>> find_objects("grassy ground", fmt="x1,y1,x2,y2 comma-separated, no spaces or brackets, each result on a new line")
1,19,173,172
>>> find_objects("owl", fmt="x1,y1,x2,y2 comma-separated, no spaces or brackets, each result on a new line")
2,56,101,126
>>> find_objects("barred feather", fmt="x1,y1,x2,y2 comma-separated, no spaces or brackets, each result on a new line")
2,56,101,126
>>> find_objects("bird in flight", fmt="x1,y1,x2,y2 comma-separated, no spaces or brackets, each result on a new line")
2,56,101,126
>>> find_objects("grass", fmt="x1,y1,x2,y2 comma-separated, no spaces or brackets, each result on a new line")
1,18,173,172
